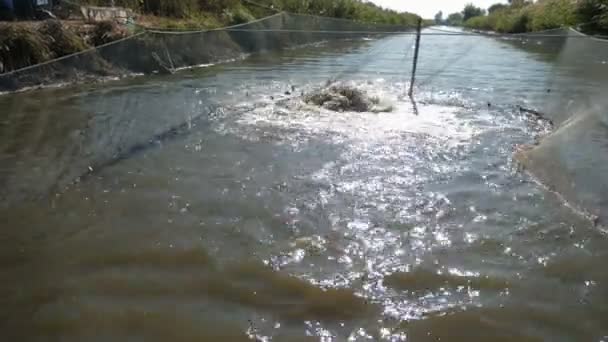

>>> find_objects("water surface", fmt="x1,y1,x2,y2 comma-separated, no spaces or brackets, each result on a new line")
1,29,607,341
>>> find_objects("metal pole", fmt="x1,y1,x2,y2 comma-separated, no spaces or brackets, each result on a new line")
408,18,422,98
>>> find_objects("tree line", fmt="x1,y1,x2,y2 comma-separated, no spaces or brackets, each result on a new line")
76,0,421,27
434,0,607,34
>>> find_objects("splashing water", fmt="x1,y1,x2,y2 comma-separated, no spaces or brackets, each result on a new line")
0,31,606,341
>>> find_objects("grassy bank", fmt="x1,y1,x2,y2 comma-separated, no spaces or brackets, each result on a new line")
79,0,421,28
254,0,420,26
0,0,420,73
0,20,129,73
462,0,608,34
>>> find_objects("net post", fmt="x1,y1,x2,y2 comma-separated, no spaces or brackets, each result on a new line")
408,18,422,98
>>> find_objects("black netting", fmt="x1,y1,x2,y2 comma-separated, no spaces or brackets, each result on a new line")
2,14,608,225
517,29,608,224
0,13,414,206
0,12,412,92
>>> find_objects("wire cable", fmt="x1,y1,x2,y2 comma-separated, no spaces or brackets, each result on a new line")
219,28,608,39
417,36,476,88
332,36,399,81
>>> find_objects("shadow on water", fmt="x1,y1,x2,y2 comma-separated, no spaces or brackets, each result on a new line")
0,122,354,340
0,73,226,207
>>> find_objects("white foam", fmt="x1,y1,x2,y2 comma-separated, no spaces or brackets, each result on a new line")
233,80,480,148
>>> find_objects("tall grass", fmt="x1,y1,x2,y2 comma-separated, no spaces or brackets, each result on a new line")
78,0,420,26
0,21,88,72
262,0,419,25
1,0,420,73
464,0,602,34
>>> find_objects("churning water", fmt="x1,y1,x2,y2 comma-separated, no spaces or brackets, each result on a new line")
1,29,607,341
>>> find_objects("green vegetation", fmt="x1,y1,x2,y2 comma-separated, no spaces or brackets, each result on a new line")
435,11,443,24
577,0,608,34
446,12,464,26
462,3,485,22
457,0,608,34
228,0,420,26
488,3,508,14
78,0,420,28
440,3,485,27
0,1,420,73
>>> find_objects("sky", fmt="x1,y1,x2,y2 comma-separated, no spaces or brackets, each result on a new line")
370,0,508,19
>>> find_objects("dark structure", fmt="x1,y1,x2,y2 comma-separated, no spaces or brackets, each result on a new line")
0,0,55,20
0,0,15,20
